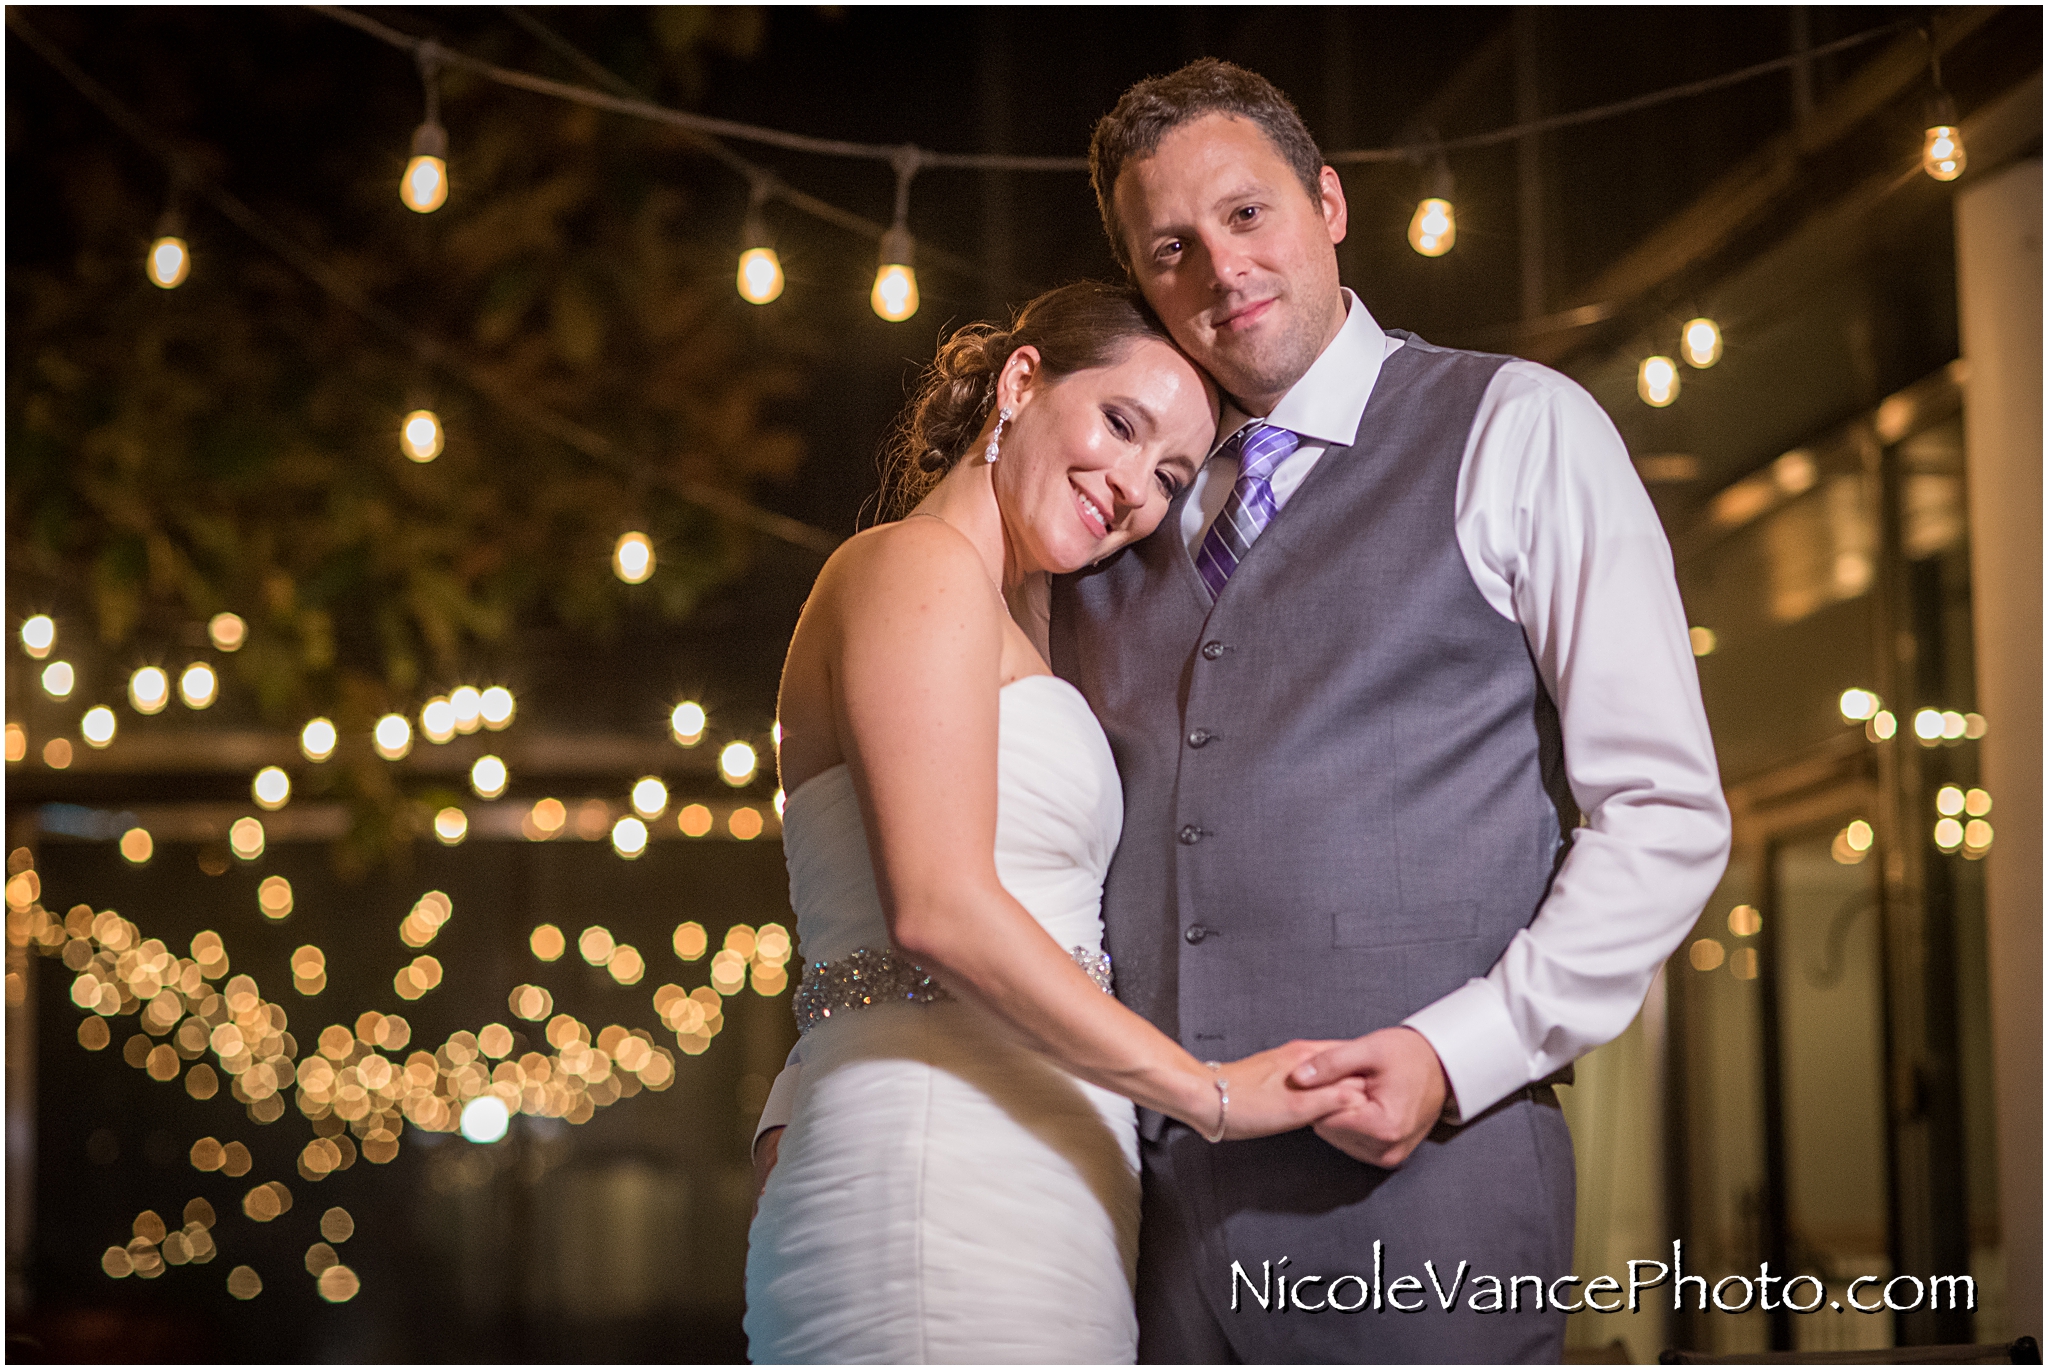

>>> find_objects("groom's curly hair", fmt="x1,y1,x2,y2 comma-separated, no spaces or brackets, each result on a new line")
1089,59,1326,273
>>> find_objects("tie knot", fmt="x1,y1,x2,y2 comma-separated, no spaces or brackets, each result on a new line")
1234,423,1300,483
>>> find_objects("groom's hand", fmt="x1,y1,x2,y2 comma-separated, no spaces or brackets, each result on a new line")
1286,1026,1450,1169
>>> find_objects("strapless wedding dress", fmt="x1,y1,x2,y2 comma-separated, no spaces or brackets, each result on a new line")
744,674,1140,1363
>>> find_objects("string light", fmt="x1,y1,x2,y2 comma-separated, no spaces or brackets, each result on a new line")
1838,688,1882,722
736,177,784,305
81,706,117,749
1681,318,1723,368
178,663,217,709
401,410,443,462
719,741,758,787
41,662,74,699
146,208,191,289
671,701,706,747
20,615,54,659
631,776,668,819
420,696,457,744
613,532,654,584
470,754,508,800
450,686,483,734
1638,356,1680,407
128,667,170,715
400,48,449,213
300,718,338,762
1406,157,1456,258
372,714,413,760
871,150,921,322
611,816,649,859
1920,36,1966,182
253,766,291,810
478,686,515,730
434,807,469,845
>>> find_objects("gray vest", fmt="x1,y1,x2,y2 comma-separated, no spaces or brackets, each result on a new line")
1050,333,1576,1065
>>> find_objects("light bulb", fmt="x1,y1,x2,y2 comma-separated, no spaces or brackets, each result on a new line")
300,717,338,762
401,122,449,213
478,686,514,730
459,1094,509,1144
129,667,170,715
208,612,246,651
1922,125,1966,182
1407,197,1456,257
434,807,468,845
611,816,649,859
146,236,191,289
671,701,706,747
470,754,508,799
614,532,654,584
1681,318,1723,368
401,410,443,463
252,766,291,810
20,615,54,658
420,696,456,744
373,713,413,760
631,776,669,819
178,663,217,709
719,740,758,787
41,661,74,699
81,706,117,749
871,263,919,322
1637,356,1680,407
450,685,482,734
738,247,784,304
1838,688,1881,723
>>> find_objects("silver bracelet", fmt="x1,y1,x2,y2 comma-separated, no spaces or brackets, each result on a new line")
1201,1061,1229,1144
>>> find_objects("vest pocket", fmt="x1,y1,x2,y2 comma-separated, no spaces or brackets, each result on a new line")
1332,899,1478,948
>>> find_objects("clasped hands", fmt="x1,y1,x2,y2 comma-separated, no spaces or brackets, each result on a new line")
1223,1025,1450,1168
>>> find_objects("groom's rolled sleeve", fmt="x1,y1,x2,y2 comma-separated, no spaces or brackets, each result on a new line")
1404,363,1732,1121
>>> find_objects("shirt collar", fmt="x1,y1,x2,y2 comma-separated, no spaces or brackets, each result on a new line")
1210,289,1387,455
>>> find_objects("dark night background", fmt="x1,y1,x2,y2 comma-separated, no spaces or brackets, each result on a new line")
6,5,2040,1363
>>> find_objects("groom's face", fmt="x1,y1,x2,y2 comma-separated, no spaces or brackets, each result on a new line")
1112,113,1348,416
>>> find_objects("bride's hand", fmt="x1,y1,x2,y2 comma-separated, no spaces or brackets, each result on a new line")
1213,1040,1367,1141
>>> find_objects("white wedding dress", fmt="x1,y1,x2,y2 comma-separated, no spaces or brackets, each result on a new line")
744,674,1141,1363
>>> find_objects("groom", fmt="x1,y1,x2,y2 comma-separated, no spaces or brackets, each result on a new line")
1048,61,1730,1361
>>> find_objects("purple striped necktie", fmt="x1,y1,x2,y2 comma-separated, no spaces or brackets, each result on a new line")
1194,422,1301,600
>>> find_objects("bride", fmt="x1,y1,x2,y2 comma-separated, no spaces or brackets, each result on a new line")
745,282,1362,1363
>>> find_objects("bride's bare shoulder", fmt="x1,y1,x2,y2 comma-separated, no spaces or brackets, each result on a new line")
813,517,991,611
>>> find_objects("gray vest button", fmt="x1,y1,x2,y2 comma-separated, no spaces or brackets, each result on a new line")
1177,825,1203,844
1184,925,1210,945
1187,729,1213,747
1201,641,1227,660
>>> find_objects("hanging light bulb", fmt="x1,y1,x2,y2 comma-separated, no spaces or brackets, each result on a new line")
401,410,443,463
614,532,654,584
1922,119,1966,182
401,49,449,213
146,212,191,290
1407,198,1456,257
872,151,922,322
739,247,785,305
1920,40,1966,183
1406,155,1456,258
736,179,784,305
19,615,54,659
872,233,919,322
129,666,170,715
1681,318,1723,368
1637,356,1680,407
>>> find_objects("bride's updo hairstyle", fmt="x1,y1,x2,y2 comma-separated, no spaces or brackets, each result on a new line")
882,281,1176,518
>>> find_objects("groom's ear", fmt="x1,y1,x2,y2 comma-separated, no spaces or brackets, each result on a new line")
1317,165,1349,247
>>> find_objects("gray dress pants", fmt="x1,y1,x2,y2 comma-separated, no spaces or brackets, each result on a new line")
1136,1087,1575,1364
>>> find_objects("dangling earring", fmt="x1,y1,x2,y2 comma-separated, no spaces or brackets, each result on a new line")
985,407,1012,464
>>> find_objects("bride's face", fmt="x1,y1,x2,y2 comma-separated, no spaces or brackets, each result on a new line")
989,339,1217,575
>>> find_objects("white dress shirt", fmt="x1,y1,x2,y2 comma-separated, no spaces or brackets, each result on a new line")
756,292,1731,1141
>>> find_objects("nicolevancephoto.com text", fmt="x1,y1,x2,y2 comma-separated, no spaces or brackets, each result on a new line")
1230,1241,1977,1318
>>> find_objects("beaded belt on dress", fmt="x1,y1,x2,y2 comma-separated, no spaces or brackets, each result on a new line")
793,945,1113,1037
